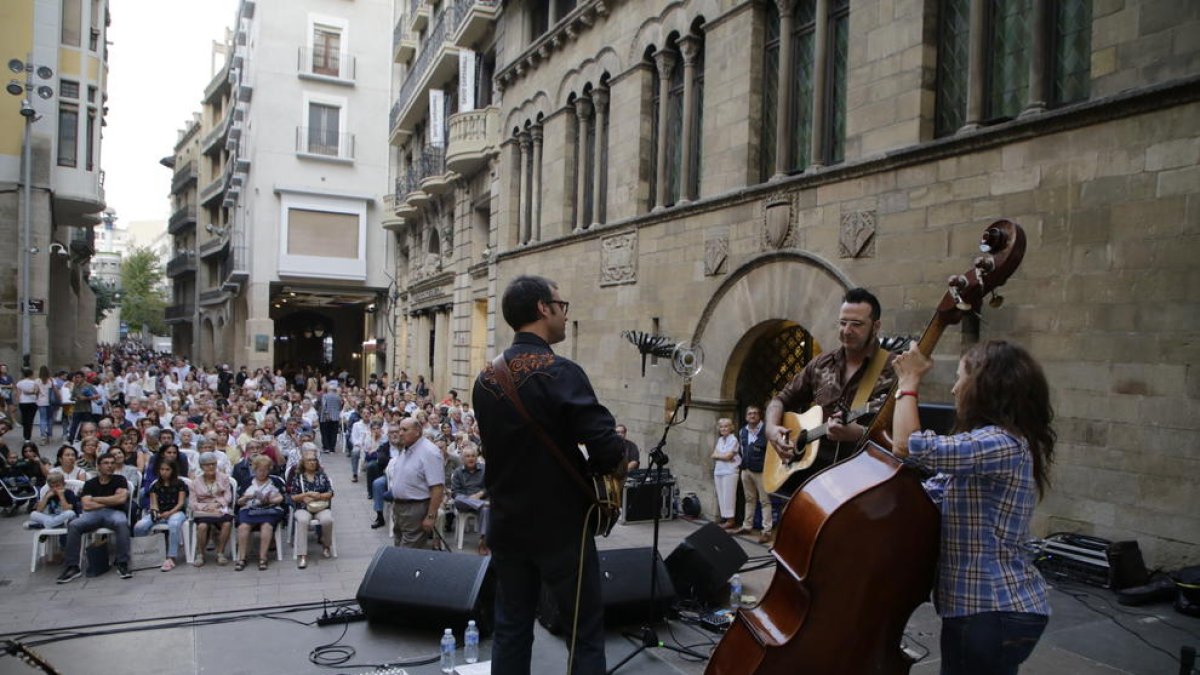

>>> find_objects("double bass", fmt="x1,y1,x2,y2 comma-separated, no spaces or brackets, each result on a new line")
706,220,1026,674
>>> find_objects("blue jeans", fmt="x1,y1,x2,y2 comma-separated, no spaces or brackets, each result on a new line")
38,405,53,439
350,447,361,476
64,508,131,569
491,537,606,675
372,476,392,513
134,511,188,559
940,611,1048,675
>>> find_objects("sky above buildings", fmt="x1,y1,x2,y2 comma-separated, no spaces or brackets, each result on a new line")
104,0,238,227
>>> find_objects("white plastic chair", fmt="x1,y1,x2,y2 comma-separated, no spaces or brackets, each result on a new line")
231,476,285,562
454,510,479,550
26,479,84,573
79,486,136,571
146,477,194,563
186,476,236,564
291,502,338,559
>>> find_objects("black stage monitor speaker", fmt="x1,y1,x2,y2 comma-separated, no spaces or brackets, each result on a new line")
919,403,956,435
665,522,748,603
538,547,676,634
356,547,496,635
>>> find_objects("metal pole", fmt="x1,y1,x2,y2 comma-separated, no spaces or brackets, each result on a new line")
20,60,33,369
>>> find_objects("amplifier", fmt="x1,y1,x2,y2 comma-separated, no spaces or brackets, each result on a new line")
621,478,675,523
1034,533,1148,590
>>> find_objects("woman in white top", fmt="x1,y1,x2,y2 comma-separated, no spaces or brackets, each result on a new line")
711,417,741,530
15,367,41,443
36,366,54,444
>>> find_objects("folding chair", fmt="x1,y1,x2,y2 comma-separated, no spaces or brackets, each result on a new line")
187,476,236,564
79,491,135,571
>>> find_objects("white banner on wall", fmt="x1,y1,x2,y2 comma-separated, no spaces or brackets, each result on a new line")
429,89,445,147
459,49,476,112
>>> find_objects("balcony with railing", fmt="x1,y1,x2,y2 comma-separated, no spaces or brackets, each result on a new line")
171,160,197,194
168,203,197,235
198,232,231,260
393,18,416,64
199,172,224,207
222,228,249,292
69,226,95,257
448,0,500,49
201,111,231,156
166,251,196,278
446,106,499,175
407,0,429,32
390,9,458,140
297,46,356,83
295,127,356,162
418,146,451,194
198,287,227,306
394,174,420,217
164,303,195,324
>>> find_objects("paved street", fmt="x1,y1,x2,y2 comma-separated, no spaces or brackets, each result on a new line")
0,427,1195,674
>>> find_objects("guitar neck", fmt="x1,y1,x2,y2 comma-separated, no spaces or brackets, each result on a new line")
864,317,948,445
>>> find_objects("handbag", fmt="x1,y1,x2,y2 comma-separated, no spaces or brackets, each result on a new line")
299,475,329,514
489,355,621,537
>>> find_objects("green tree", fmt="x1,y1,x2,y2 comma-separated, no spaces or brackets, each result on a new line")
90,279,119,325
120,246,168,336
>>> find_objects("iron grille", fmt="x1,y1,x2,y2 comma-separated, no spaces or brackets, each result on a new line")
734,324,817,418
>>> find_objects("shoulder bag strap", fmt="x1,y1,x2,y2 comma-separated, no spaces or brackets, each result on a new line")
490,355,597,504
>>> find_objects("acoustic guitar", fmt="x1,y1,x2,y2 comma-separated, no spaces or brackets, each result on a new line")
762,404,871,493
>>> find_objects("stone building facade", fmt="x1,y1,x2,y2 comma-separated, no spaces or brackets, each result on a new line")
384,0,1199,567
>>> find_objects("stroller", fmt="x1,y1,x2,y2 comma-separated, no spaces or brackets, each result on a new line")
0,468,39,516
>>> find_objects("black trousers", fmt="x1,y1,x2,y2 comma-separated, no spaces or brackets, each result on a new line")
319,420,339,452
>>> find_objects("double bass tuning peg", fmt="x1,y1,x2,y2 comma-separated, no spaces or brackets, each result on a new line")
947,275,972,311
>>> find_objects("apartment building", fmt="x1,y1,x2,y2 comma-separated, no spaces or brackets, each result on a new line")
382,0,1200,568
0,0,110,368
169,0,393,375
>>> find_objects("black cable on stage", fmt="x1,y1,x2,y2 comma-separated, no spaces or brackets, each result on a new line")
1052,580,1193,668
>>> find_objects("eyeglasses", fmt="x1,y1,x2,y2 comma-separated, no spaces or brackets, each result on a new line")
548,300,570,314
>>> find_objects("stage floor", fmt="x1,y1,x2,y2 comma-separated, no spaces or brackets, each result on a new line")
0,429,1194,674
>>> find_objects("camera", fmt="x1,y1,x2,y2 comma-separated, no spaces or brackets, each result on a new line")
49,242,67,257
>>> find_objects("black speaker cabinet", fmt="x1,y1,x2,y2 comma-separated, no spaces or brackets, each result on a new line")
538,547,676,634
919,403,957,435
356,547,495,635
665,522,748,603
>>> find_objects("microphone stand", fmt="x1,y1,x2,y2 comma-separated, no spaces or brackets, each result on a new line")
608,382,706,674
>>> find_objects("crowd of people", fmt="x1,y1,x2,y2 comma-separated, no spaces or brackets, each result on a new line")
0,342,493,582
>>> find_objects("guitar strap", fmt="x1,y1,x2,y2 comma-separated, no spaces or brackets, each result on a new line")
489,355,598,506
850,341,891,412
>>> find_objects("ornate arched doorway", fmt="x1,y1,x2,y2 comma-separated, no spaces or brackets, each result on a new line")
733,321,820,417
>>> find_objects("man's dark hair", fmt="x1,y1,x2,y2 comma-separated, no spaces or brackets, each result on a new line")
843,287,881,321
501,275,557,330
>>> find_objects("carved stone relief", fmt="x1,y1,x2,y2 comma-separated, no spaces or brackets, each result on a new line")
760,191,798,250
600,231,637,286
704,234,728,276
839,210,877,258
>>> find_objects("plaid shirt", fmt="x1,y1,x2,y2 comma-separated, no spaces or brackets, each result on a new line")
907,425,1050,618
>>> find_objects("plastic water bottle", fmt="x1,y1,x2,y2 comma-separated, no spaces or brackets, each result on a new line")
440,628,456,673
464,619,480,664
729,574,743,610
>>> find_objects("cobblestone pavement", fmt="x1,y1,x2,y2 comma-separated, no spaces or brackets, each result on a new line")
0,427,1194,674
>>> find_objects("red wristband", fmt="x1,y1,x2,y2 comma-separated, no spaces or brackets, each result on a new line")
896,390,918,401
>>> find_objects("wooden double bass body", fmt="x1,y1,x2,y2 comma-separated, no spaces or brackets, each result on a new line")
706,220,1027,675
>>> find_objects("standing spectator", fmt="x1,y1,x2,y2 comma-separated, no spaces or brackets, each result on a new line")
318,383,343,454
734,406,773,544
0,363,13,412
68,372,99,443
472,275,625,675
15,367,41,442
711,417,740,530
384,418,444,548
57,452,133,583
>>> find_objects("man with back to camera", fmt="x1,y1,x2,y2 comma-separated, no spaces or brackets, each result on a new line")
473,275,625,675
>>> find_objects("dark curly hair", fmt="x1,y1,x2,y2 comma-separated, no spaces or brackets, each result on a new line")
954,340,1056,498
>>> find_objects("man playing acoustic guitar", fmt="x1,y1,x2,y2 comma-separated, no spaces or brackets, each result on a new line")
764,287,898,494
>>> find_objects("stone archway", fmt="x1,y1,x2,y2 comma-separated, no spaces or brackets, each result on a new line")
690,252,852,406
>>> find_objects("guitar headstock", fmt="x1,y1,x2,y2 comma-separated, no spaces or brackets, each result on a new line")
937,219,1026,326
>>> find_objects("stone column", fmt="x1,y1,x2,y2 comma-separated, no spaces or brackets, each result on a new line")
1022,0,1048,116
530,123,544,242
590,88,608,226
574,96,592,231
652,48,677,210
772,0,794,179
808,0,829,169
518,131,531,244
962,0,986,131
677,36,701,204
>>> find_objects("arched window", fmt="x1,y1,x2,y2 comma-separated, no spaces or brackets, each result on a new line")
647,30,705,210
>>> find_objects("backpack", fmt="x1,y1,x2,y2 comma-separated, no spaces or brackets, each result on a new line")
47,383,60,406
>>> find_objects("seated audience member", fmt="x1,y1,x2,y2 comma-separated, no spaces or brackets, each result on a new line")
77,437,102,477
289,448,334,569
13,441,49,489
450,445,489,555
190,452,234,566
234,455,285,571
143,444,188,504
133,459,189,572
109,443,143,490
57,452,133,583
29,470,81,530
368,428,403,528
53,445,88,482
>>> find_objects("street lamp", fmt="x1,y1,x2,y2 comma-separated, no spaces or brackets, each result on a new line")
7,56,55,368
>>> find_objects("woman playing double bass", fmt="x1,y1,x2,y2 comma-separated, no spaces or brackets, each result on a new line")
891,339,1055,675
